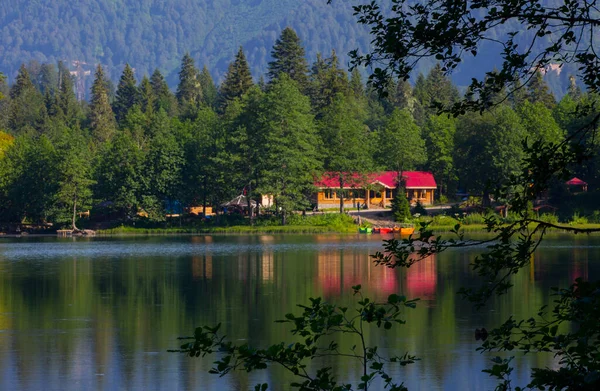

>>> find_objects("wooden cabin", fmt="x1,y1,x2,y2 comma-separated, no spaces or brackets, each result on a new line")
314,171,437,210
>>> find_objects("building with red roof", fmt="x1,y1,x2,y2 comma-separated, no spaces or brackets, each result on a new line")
566,177,588,193
314,171,437,209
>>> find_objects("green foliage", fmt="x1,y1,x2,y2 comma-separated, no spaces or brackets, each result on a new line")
349,0,599,114
171,285,419,391
413,201,427,216
251,74,321,222
391,188,411,222
268,27,309,90
176,53,202,114
479,279,600,391
219,47,254,111
376,108,426,172
423,114,456,197
89,65,116,143
113,64,140,123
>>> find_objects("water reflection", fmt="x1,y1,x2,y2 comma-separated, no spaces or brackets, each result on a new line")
0,234,598,390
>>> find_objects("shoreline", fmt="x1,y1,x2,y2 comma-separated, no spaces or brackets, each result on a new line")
3,223,600,237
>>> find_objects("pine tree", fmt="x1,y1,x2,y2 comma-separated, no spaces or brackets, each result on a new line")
56,68,81,126
150,69,177,116
199,65,218,108
89,65,117,143
527,70,556,109
114,64,140,123
176,53,202,109
268,27,309,90
391,188,411,222
309,51,350,115
38,63,58,96
219,47,254,110
349,68,365,99
8,64,44,133
139,76,155,116
10,64,35,100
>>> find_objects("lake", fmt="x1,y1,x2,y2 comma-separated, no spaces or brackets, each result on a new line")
0,234,598,390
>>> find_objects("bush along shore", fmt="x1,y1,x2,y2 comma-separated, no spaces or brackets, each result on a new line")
96,213,359,235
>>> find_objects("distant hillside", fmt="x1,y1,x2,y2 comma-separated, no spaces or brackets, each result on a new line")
0,0,577,97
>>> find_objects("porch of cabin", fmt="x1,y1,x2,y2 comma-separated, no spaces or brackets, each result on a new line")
316,188,435,210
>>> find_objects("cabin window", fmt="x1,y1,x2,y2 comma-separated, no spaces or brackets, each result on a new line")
324,189,335,199
385,189,393,198
351,189,365,199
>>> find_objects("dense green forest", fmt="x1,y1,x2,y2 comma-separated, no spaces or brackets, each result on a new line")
0,0,580,97
0,27,598,229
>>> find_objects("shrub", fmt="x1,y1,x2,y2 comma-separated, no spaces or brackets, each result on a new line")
571,213,588,225
538,213,559,224
413,201,428,216
588,210,600,224
391,187,411,222
463,213,486,225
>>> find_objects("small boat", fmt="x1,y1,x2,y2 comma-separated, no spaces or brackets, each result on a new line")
393,226,401,232
399,227,415,235
372,227,381,233
379,227,393,234
359,227,373,234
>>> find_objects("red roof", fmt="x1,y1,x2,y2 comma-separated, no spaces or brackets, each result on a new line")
566,177,587,186
315,171,437,189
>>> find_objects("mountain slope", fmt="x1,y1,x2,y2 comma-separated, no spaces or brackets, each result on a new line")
0,0,576,97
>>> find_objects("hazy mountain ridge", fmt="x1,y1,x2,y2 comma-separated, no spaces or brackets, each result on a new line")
0,0,574,96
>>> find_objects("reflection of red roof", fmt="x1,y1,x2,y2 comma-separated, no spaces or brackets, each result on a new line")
315,171,437,189
566,177,587,186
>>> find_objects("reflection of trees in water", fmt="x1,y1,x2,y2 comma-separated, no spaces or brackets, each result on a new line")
1,236,598,389
570,246,589,282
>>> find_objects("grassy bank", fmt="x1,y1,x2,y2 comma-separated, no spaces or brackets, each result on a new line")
97,213,358,235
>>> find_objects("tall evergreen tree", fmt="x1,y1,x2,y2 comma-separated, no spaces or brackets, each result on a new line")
349,68,365,99
89,65,117,143
423,114,457,198
139,76,155,116
150,69,177,116
527,71,556,109
309,51,350,116
10,64,35,100
268,27,309,90
219,47,254,110
176,53,202,110
199,65,218,108
319,93,371,213
114,64,140,123
38,63,58,96
8,64,44,133
376,108,426,174
56,67,81,126
253,74,320,223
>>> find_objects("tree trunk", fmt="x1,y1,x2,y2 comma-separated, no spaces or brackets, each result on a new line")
202,176,207,217
247,182,254,225
339,175,344,214
72,196,78,231
281,210,286,226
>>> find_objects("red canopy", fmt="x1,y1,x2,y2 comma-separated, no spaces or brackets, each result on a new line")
566,177,587,186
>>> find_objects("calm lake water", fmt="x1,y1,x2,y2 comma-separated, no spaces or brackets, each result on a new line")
0,233,598,391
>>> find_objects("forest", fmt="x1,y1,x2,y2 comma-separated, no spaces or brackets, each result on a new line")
0,0,579,96
0,27,599,229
